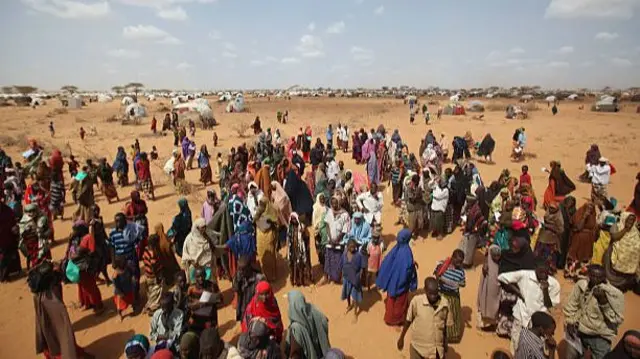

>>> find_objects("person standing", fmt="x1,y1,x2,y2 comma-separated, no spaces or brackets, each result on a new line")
285,290,331,359
589,157,612,206
563,264,625,359
136,152,155,201
430,179,449,240
397,277,452,359
167,198,192,258
109,213,145,305
498,263,561,354
434,250,466,344
143,234,165,315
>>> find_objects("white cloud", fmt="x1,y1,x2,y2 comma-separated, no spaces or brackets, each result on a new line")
611,57,633,66
157,6,187,20
351,46,374,65
176,62,192,71
307,22,316,31
595,32,619,41
106,48,141,59
209,30,222,40
326,21,345,34
374,5,384,15
123,24,181,44
555,45,574,54
548,61,570,68
545,0,639,19
250,60,265,67
222,51,237,58
265,56,278,62
509,47,525,54
281,57,300,64
296,35,325,57
223,42,236,51
22,0,111,19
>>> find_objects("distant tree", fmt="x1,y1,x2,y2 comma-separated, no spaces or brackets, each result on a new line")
13,85,38,95
1,86,14,94
125,82,144,98
112,86,124,94
61,85,78,94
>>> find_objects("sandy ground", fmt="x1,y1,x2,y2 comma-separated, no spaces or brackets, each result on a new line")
0,97,639,359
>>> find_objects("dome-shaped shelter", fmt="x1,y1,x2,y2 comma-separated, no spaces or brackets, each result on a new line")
125,103,147,118
225,95,245,112
121,96,135,105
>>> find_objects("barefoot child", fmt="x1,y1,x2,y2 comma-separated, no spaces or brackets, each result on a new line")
366,235,384,290
113,256,136,321
79,127,86,140
213,132,218,147
341,239,364,320
142,234,164,316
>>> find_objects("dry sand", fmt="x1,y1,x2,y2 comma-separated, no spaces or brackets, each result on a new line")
0,97,638,358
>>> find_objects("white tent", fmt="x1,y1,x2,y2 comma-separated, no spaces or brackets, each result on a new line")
449,94,461,102
173,102,214,121
521,94,534,101
31,97,46,106
567,94,579,100
97,94,112,103
121,96,135,105
545,95,556,102
225,95,245,112
125,103,147,118
193,98,210,107
219,92,232,102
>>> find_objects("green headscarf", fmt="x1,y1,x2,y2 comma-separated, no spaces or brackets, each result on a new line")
286,290,330,359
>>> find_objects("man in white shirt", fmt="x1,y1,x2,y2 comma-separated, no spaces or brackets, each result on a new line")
498,264,561,355
357,182,384,226
430,180,449,239
246,182,263,218
589,157,611,206
326,156,340,183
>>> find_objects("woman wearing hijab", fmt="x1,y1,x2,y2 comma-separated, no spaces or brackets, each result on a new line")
254,195,279,281
228,185,252,232
543,161,576,208
285,290,330,359
604,212,640,291
238,318,283,359
271,181,292,229
362,139,379,186
375,229,418,326
351,132,362,164
153,223,180,286
173,152,187,193
287,213,312,286
168,198,193,257
312,193,329,266
557,196,577,269
201,190,221,225
565,201,598,278
323,197,350,284
580,144,601,182
66,220,104,313
198,144,213,186
125,190,149,258
181,218,212,283
241,281,283,342
534,203,565,273
136,152,155,201
199,327,242,359
477,245,502,329
476,134,496,163
284,168,314,223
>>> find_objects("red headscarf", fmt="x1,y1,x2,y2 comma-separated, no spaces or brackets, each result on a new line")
241,281,283,342
126,190,147,217
49,149,64,174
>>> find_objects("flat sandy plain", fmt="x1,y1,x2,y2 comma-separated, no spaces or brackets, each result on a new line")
0,96,638,358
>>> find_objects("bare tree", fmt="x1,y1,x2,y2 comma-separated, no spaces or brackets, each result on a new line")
112,86,124,94
125,82,144,99
1,86,14,94
13,86,38,95
61,85,78,94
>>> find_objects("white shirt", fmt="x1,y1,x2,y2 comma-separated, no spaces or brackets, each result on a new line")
356,191,384,224
431,186,449,212
327,160,340,182
498,270,561,326
247,190,263,218
589,164,611,185
324,209,350,243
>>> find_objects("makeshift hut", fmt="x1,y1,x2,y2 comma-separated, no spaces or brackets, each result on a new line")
520,94,534,102
68,95,83,109
30,98,46,107
567,94,579,101
147,94,156,101
225,95,245,112
173,102,216,127
442,102,466,116
591,96,619,112
466,100,484,112
121,96,135,106
545,95,556,103
125,103,147,118
506,104,527,119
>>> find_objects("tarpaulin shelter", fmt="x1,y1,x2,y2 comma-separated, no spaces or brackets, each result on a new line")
125,103,147,118
173,101,216,127
591,96,619,112
443,102,465,115
225,95,245,112
121,96,135,106
466,100,484,112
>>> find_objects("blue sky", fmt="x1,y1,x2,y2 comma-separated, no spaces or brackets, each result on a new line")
1,0,639,90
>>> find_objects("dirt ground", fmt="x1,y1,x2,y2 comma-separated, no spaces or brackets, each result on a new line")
0,97,638,358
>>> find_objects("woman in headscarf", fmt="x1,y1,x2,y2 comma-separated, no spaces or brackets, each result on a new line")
67,220,104,313
351,132,363,164
181,218,213,283
604,212,640,291
168,198,192,257
198,144,213,186
284,167,314,223
285,290,330,359
71,169,95,223
362,139,379,186
201,190,220,225
254,195,279,281
228,161,246,193
323,197,350,284
125,190,149,258
200,327,242,359
97,158,119,204
346,212,372,249
247,182,264,219
312,193,329,266
181,136,190,160
152,223,180,286
19,204,52,269
558,195,577,269
136,152,155,200
173,152,187,193
565,201,598,278
375,229,418,326
271,181,292,229
476,245,502,329
241,281,283,341
534,203,564,273
476,133,496,163
460,195,485,267
287,213,312,286
238,317,283,359
49,149,64,181
543,161,576,208
228,185,252,232
580,144,601,182
314,163,328,198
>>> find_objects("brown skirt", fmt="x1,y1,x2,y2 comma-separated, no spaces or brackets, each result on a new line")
200,166,212,184
102,183,118,200
384,291,409,326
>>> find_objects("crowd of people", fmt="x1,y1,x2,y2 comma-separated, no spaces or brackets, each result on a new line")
0,106,639,359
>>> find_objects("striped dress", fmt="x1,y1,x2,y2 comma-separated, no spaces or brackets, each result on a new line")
49,180,65,216
436,262,466,343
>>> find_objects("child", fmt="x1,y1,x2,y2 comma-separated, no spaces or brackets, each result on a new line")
113,256,136,321
68,155,79,178
216,153,223,177
187,266,222,331
151,116,157,134
171,270,189,314
390,158,404,206
79,127,86,140
142,234,164,316
48,121,55,138
409,112,415,124
366,236,384,290
520,165,531,187
150,146,158,161
434,249,466,343
188,119,196,137
341,239,364,320
213,132,218,147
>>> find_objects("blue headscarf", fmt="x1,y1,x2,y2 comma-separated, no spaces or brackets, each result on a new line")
345,212,371,246
226,220,256,258
375,229,417,297
112,146,128,173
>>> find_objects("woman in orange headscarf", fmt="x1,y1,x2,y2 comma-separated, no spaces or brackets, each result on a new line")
153,223,180,285
543,161,576,209
241,281,283,342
